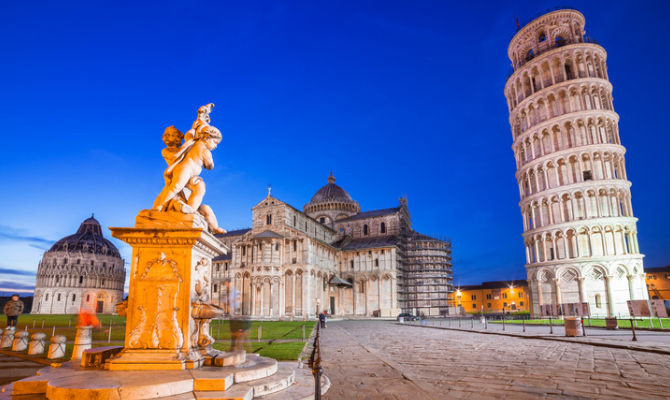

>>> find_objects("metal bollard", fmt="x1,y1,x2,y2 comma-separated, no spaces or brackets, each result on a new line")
502,317,505,331
471,317,474,329
458,318,461,328
630,318,637,342
581,317,587,337
549,317,553,334
659,317,664,330
484,317,487,330
522,318,526,333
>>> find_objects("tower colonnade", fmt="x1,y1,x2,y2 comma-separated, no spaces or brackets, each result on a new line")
505,9,647,317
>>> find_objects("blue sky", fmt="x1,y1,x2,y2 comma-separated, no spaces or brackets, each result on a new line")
1,1,669,294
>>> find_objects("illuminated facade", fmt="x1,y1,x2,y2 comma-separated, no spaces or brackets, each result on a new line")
504,9,647,317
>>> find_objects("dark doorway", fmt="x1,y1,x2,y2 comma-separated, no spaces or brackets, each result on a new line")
330,296,336,315
96,301,104,313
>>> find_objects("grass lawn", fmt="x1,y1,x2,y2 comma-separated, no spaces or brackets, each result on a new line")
491,318,670,329
5,315,314,361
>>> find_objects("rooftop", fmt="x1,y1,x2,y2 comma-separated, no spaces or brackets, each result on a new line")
336,207,400,222
332,235,400,250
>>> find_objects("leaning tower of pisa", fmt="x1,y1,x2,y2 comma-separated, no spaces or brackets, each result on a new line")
504,9,647,317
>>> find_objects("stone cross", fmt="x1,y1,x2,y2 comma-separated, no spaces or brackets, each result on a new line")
47,335,67,359
28,332,47,355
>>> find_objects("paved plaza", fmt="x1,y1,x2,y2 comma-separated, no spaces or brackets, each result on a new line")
321,320,670,399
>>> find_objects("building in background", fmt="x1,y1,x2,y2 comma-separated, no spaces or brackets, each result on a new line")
211,173,453,319
453,280,529,314
31,216,126,314
646,266,670,300
504,9,647,317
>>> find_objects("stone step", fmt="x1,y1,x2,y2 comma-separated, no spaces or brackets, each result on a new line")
260,366,330,400
191,370,234,391
233,363,295,397
194,386,252,400
229,355,277,383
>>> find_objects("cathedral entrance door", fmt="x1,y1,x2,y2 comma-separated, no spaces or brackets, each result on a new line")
330,296,336,315
96,301,104,313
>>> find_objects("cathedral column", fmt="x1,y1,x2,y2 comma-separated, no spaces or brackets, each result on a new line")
352,280,357,315
250,281,256,316
365,280,369,316
378,276,382,312
553,278,562,308
605,275,615,317
577,277,586,304
626,274,634,301
291,273,296,316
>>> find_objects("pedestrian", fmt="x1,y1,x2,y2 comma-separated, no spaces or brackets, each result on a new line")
4,294,24,327
319,311,327,328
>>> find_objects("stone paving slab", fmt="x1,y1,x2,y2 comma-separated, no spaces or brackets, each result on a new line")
321,320,670,399
405,320,670,355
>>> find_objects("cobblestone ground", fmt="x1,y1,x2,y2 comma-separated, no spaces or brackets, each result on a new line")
321,320,670,399
0,353,43,387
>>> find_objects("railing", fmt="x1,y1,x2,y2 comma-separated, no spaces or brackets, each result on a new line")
506,35,602,83
309,318,322,400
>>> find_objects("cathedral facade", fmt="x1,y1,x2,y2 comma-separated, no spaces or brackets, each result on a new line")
211,174,453,319
31,216,126,314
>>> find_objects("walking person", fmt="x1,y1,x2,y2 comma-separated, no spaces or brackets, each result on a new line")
3,294,24,327
319,310,327,328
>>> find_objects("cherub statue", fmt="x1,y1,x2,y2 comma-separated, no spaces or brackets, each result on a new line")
152,104,226,234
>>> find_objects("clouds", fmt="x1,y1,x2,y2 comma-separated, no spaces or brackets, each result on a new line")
0,267,35,276
0,225,55,250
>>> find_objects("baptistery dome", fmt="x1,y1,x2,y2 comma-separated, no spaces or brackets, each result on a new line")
303,173,360,227
48,216,121,257
31,215,126,314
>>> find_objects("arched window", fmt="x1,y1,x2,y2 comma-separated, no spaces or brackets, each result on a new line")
595,293,602,308
45,293,49,301
555,36,565,47
213,284,218,293
72,294,76,302
363,225,369,235
293,216,297,226
79,276,83,285
266,215,272,225
86,294,90,302
538,32,546,42
350,260,354,269
380,222,386,234
526,49,534,61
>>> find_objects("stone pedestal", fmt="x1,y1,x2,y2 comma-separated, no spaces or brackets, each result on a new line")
0,326,15,348
28,332,46,355
48,335,67,359
72,326,93,359
12,330,29,351
107,210,228,371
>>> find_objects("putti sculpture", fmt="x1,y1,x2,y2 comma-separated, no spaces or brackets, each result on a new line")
108,104,235,370
151,103,226,234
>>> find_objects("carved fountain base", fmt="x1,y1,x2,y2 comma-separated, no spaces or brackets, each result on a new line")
105,211,229,371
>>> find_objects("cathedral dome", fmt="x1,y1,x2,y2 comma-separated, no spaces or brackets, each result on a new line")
48,215,121,258
309,173,355,204
304,173,360,224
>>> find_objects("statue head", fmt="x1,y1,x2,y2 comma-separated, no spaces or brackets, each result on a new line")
200,126,222,150
162,126,184,148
